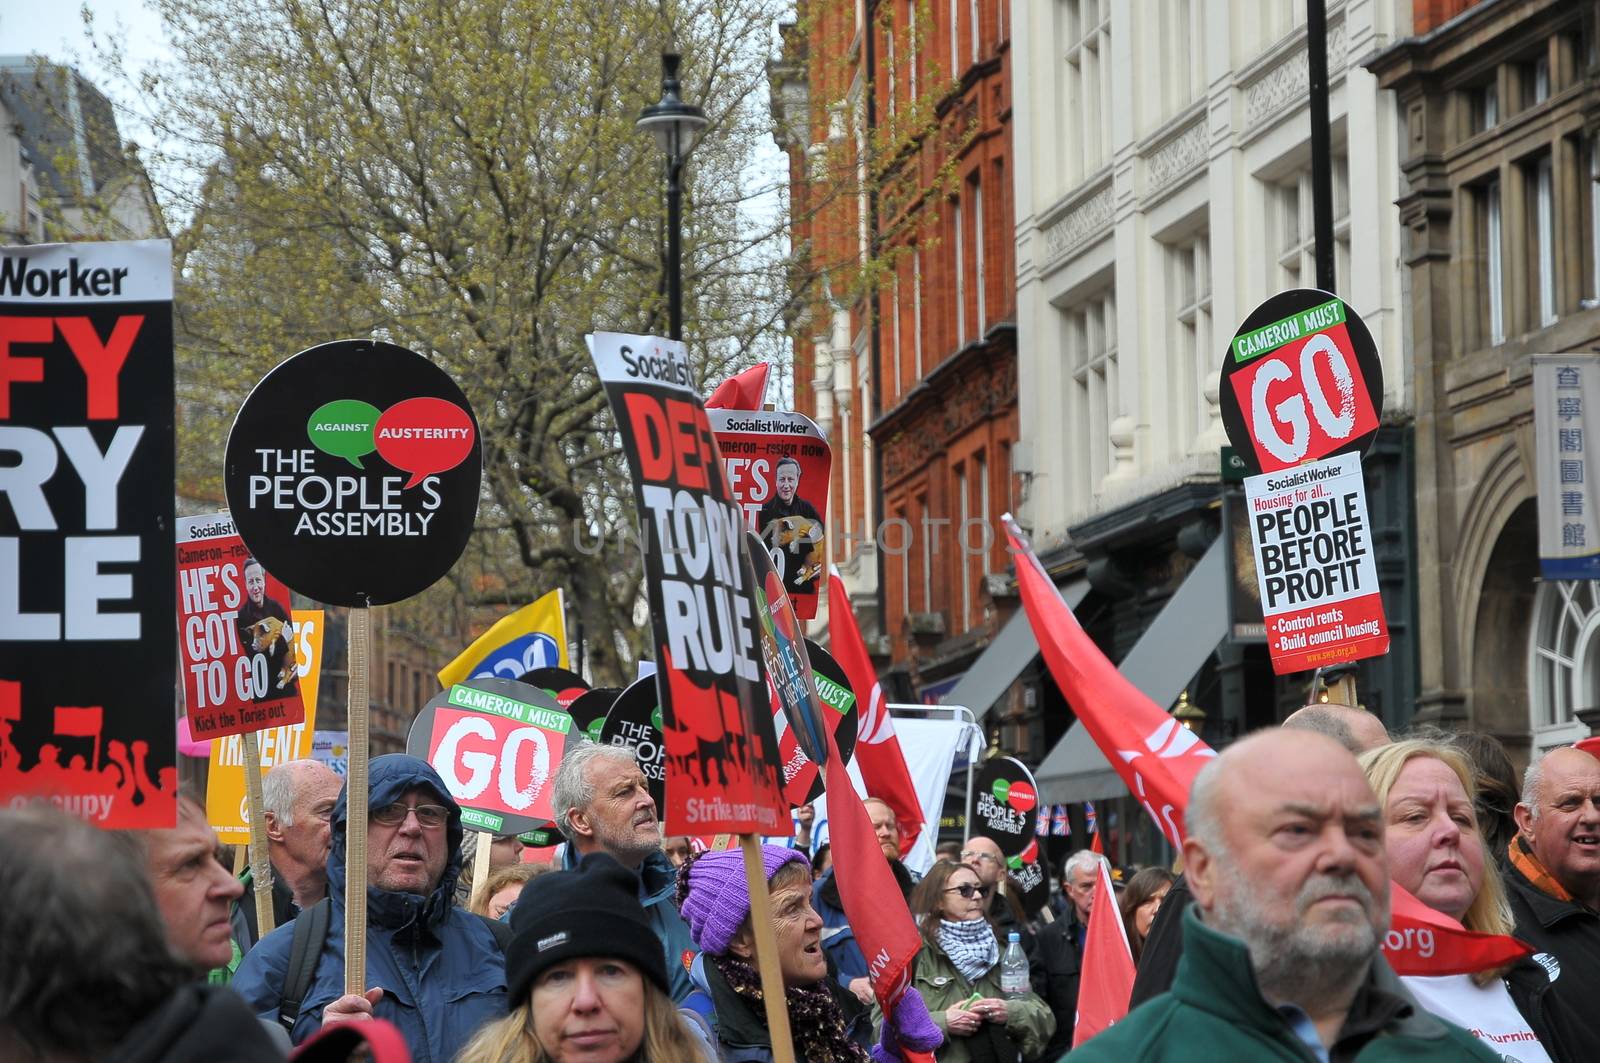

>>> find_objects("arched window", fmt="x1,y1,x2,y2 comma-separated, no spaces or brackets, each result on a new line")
1528,580,1600,749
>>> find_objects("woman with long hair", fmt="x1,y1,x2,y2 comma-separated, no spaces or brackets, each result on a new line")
896,859,1054,1062
1116,867,1176,964
677,844,942,1062
1360,740,1569,1062
455,853,710,1063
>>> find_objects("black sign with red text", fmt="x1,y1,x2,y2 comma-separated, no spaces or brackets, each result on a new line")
0,239,177,827
588,331,787,837
710,410,831,619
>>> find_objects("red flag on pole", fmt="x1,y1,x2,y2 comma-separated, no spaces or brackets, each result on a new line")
1005,516,1214,848
53,705,103,738
704,363,771,410
827,567,924,854
1072,860,1135,1047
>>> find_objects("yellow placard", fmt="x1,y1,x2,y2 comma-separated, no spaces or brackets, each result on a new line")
207,610,324,841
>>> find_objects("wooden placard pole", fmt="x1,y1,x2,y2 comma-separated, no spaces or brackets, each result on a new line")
468,830,493,913
343,605,372,996
739,833,795,1063
242,729,276,936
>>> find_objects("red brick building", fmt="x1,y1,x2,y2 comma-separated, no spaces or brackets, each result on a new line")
773,0,1017,696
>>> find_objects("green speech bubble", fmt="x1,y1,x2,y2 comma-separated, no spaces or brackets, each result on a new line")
307,399,381,468
992,778,1011,804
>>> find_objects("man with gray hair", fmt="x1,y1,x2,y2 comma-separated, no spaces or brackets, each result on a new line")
226,758,342,967
550,740,698,1003
1505,744,1600,1060
1075,729,1493,1061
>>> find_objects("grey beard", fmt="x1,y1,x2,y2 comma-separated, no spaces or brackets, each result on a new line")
1208,870,1384,1008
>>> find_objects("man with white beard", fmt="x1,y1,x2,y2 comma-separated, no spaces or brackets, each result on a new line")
1071,730,1496,1061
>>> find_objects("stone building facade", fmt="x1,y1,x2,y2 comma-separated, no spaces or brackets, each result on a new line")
1370,0,1600,758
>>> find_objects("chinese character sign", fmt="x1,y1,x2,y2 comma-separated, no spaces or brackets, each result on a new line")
1535,356,1600,579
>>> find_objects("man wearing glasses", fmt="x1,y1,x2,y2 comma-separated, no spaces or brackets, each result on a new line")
232,754,507,1057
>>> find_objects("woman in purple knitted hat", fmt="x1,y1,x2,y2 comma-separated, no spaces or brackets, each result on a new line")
677,844,942,1062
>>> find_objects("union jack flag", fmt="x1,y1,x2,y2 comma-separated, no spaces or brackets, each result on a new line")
1084,801,1098,834
1036,809,1051,836
1052,804,1070,836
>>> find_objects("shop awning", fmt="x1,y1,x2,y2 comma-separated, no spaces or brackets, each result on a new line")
941,575,1090,722
1034,535,1228,804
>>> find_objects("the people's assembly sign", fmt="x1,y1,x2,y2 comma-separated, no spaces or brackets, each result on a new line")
176,513,306,739
223,340,481,607
0,239,178,827
972,756,1040,857
589,332,787,837
710,410,831,619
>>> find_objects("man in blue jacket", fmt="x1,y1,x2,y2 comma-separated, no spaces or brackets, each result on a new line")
552,741,700,1004
232,754,506,1061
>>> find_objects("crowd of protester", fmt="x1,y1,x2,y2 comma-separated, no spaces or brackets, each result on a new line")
3,706,1600,1063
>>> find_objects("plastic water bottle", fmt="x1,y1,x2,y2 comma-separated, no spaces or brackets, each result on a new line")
1000,931,1029,998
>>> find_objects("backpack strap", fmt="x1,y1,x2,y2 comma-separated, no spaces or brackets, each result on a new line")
278,897,332,1034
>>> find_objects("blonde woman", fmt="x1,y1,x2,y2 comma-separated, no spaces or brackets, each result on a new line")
455,853,710,1063
1360,740,1571,1062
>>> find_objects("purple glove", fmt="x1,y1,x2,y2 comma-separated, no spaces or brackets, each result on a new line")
872,986,944,1061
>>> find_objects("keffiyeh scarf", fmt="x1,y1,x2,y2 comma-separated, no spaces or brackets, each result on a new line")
938,917,999,983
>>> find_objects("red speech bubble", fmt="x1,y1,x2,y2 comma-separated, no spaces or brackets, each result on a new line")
373,397,476,488
1006,779,1037,813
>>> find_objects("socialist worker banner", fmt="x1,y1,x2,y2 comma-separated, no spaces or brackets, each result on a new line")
1244,452,1388,674
589,332,788,837
176,513,306,738
207,609,325,842
710,409,831,620
0,239,177,828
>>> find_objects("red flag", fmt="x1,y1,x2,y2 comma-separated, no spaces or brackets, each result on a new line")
53,706,103,738
827,567,923,854
704,363,771,410
1006,517,1214,848
1383,883,1534,976
1090,828,1104,857
1073,860,1135,1046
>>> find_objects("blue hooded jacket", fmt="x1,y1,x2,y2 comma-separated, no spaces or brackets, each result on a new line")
231,754,507,1061
559,840,700,1005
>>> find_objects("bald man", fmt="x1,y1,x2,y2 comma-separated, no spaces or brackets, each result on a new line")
1075,731,1493,1061
1283,702,1391,754
1505,745,1600,1060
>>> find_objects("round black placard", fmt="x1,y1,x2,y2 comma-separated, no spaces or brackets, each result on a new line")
224,339,481,606
519,667,590,711
1217,289,1383,477
565,687,621,742
971,755,1040,858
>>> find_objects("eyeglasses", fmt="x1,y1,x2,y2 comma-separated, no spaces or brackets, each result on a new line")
944,883,992,900
960,850,1001,865
371,802,449,828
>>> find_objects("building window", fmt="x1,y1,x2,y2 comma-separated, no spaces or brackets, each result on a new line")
907,0,918,101
1160,0,1204,119
1266,160,1350,292
955,197,967,346
972,174,986,335
970,0,980,63
898,504,912,622
886,14,897,120
1470,78,1499,135
1066,288,1118,495
1060,0,1113,186
917,492,932,615
892,267,903,398
975,449,990,591
1483,178,1505,344
1534,153,1556,328
1528,580,1600,749
1169,233,1212,455
950,0,960,76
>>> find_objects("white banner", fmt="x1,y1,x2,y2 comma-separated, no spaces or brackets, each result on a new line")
1534,355,1600,579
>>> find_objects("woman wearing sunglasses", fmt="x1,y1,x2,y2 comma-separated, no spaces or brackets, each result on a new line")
890,859,1054,1061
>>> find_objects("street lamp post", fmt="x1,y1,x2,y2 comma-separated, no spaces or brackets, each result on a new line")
636,53,709,341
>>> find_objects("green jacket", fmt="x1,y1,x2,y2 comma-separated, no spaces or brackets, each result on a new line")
873,938,1054,1062
1071,908,1500,1062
